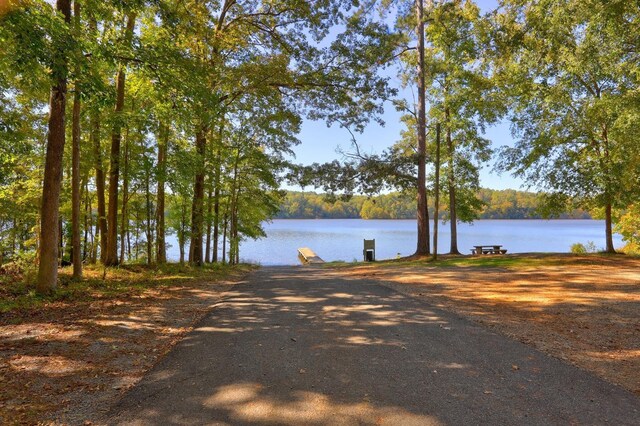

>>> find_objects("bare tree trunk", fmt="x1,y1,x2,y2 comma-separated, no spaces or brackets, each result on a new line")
605,202,615,253
229,197,237,266
85,181,95,262
59,219,64,264
145,167,153,264
105,12,136,267
213,192,220,262
70,0,82,279
91,111,107,262
189,127,207,266
222,214,228,265
105,63,125,266
36,0,71,294
445,107,460,255
156,124,167,263
415,0,430,256
83,182,89,261
212,147,221,263
179,202,187,264
134,211,140,260
600,128,616,254
119,129,129,264
205,186,213,263
232,191,240,265
88,16,107,263
433,122,441,260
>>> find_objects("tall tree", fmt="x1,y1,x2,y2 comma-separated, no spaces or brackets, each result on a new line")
189,127,207,265
494,0,639,253
36,0,72,293
424,0,497,254
155,123,168,264
415,0,430,256
70,0,82,279
433,122,441,259
105,11,136,266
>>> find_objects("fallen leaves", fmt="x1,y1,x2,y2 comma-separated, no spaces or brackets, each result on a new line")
0,266,248,424
341,254,640,396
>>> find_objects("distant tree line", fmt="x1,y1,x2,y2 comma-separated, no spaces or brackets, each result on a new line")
276,189,592,220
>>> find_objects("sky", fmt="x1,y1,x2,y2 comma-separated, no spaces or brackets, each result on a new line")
286,0,527,192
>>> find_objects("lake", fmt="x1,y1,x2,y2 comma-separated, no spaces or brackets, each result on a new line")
166,219,624,265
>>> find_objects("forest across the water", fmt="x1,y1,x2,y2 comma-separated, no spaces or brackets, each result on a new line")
276,189,593,220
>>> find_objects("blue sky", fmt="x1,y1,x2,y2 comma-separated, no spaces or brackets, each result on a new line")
287,0,527,192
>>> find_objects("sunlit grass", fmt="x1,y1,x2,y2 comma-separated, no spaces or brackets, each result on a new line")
324,252,629,270
0,262,253,314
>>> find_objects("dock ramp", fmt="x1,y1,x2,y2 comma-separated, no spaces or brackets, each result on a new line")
298,247,324,264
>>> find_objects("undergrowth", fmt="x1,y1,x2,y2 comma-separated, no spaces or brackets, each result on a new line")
0,262,252,314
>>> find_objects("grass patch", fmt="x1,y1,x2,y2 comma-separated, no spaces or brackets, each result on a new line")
324,252,628,270
429,255,551,268
0,262,253,314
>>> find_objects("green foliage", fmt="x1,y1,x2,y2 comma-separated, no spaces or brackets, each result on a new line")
570,241,598,254
492,0,639,250
0,0,399,268
614,204,640,249
276,188,592,220
570,243,587,254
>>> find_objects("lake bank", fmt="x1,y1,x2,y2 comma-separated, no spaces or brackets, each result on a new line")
219,219,623,265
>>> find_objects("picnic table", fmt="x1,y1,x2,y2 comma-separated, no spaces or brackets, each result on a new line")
471,245,507,255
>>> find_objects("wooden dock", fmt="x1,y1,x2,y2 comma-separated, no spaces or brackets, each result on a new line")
297,247,324,264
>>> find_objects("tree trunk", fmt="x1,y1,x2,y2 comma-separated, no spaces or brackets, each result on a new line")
232,191,240,265
155,124,167,264
605,202,615,253
36,0,71,294
59,219,64,264
91,111,107,263
222,214,228,265
229,196,237,266
189,127,207,266
88,18,106,263
119,129,129,264
415,0,430,256
205,186,213,263
433,123,441,260
105,13,136,267
85,181,95,262
445,107,460,254
83,183,89,261
145,166,153,264
70,0,82,279
71,85,82,278
212,146,221,263
179,202,187,264
600,127,616,254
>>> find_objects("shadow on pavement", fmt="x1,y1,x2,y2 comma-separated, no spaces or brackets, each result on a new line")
105,266,640,425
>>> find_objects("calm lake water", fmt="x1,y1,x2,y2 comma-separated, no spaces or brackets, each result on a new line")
166,219,623,265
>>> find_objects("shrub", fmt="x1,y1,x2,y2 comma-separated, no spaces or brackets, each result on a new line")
570,241,598,254
570,243,587,254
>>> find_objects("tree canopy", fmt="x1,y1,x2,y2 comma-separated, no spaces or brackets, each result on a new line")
0,0,638,289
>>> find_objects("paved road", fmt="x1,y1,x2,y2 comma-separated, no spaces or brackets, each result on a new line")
106,266,640,425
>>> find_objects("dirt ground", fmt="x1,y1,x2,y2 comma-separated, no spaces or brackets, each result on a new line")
338,254,640,396
0,267,249,425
